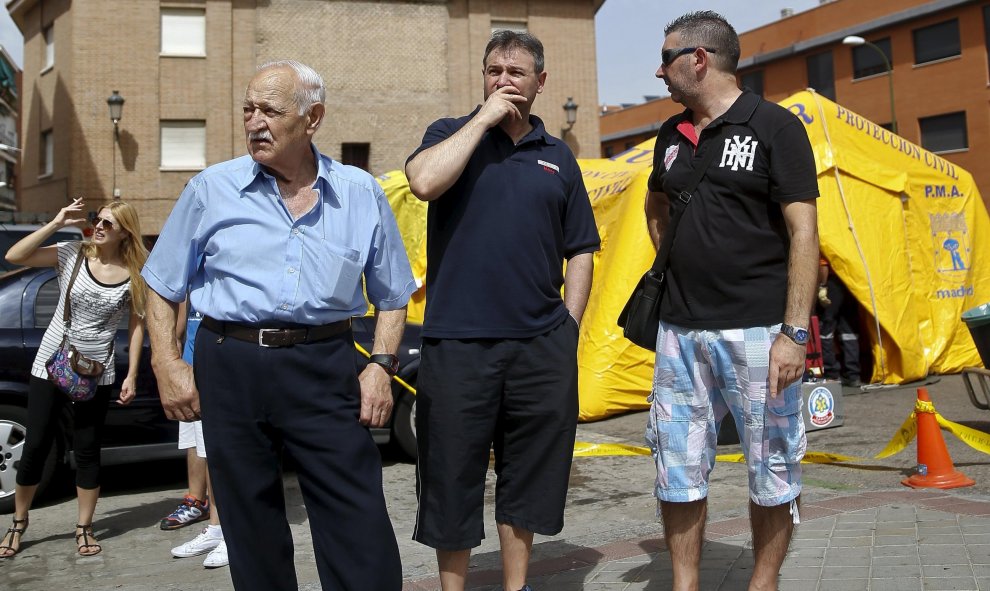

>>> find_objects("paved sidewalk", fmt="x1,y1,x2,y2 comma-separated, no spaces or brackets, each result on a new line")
402,490,990,591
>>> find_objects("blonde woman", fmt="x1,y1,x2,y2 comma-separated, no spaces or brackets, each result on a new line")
1,198,148,557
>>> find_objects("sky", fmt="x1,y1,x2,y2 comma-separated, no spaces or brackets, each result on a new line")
595,0,822,106
0,6,20,68
0,1,825,105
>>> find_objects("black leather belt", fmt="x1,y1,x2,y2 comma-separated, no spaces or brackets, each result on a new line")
201,316,351,348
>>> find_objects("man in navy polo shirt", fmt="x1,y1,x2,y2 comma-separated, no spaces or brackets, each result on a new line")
405,30,600,591
644,11,819,591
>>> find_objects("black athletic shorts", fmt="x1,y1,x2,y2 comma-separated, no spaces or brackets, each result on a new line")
412,317,580,550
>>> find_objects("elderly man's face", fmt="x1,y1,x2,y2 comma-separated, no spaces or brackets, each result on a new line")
242,67,313,167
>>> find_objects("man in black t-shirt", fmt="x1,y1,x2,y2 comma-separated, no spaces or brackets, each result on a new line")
644,11,819,590
405,30,600,591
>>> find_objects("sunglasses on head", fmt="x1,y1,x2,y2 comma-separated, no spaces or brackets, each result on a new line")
661,47,717,67
92,216,115,231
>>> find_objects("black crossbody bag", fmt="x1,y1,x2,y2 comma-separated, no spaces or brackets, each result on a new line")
617,128,725,351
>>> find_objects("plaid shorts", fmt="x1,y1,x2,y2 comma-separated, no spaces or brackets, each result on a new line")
645,322,806,507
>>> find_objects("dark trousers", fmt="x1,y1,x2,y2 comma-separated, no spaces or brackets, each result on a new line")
414,318,580,550
195,324,401,591
18,376,111,489
819,274,861,380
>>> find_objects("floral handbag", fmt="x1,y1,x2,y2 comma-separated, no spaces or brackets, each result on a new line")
45,252,112,402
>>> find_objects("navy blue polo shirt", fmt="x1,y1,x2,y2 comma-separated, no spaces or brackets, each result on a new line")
408,109,601,339
648,90,819,329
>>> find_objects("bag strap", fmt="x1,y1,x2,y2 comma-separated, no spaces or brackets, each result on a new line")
648,127,726,275
61,246,86,329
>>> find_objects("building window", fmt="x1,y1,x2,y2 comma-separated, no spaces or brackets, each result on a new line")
913,19,960,65
40,129,53,176
341,143,370,172
491,20,527,34
806,51,835,101
161,8,206,57
740,70,764,97
919,111,967,153
160,121,206,169
851,37,892,79
603,146,614,158
42,25,54,70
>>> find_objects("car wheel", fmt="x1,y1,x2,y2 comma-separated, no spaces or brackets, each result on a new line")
0,404,58,514
391,390,418,461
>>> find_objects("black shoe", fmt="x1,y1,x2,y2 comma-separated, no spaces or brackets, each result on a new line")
841,377,862,388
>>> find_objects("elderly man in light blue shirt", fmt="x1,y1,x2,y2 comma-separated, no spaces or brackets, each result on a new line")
143,60,415,591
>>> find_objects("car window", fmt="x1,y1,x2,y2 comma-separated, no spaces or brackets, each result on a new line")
34,278,60,328
0,230,82,272
34,276,130,330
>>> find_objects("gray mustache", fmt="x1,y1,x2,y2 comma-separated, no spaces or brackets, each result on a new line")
249,131,273,142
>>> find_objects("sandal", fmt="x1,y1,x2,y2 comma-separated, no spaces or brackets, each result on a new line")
0,516,28,558
74,523,102,556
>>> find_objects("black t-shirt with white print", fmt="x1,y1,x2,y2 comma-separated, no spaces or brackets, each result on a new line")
648,90,819,329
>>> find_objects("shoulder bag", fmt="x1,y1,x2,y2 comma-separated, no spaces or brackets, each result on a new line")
45,250,114,401
617,128,725,351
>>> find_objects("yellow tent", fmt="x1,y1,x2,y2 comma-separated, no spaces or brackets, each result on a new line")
377,90,990,421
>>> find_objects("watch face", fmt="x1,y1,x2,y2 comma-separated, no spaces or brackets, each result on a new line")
794,329,809,343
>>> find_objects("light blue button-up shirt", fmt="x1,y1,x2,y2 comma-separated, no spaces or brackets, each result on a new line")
142,147,417,325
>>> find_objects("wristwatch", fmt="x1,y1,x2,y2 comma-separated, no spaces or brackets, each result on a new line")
780,324,810,346
369,353,399,376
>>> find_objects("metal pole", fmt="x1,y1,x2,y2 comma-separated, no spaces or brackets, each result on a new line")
112,122,118,198
866,41,897,134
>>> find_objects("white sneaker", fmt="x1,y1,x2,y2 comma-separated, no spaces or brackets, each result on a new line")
171,527,223,558
203,540,228,568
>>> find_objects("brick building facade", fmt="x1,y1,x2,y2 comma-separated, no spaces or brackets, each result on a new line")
10,0,603,232
600,0,990,208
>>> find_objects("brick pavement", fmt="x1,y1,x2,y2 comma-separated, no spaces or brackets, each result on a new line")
402,490,990,591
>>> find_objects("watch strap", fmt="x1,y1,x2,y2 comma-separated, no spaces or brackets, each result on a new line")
369,353,399,376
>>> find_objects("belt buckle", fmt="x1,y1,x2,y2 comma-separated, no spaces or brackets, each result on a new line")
258,328,279,348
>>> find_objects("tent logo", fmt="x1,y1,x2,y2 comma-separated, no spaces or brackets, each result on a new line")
719,136,758,171
931,212,970,279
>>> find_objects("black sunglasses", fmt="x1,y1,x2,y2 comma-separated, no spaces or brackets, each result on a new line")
92,216,116,231
661,47,717,67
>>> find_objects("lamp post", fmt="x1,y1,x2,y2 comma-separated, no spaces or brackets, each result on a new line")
106,90,125,198
561,96,578,135
842,36,896,134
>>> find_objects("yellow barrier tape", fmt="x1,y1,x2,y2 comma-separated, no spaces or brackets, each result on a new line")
873,412,917,459
574,397,990,463
572,441,651,457
353,341,417,395
934,412,990,454
872,408,990,459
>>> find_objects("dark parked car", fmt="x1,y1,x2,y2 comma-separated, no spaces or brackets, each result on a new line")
0,266,420,514
0,224,84,272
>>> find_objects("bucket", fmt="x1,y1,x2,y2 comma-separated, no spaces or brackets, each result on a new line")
961,303,990,368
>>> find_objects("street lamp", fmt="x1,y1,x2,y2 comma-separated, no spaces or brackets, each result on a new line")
107,90,125,198
842,35,897,134
561,97,578,135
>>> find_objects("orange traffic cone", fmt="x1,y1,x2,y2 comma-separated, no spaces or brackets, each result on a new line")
902,387,974,489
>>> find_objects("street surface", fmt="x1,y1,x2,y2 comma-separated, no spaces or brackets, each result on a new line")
1,374,988,590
